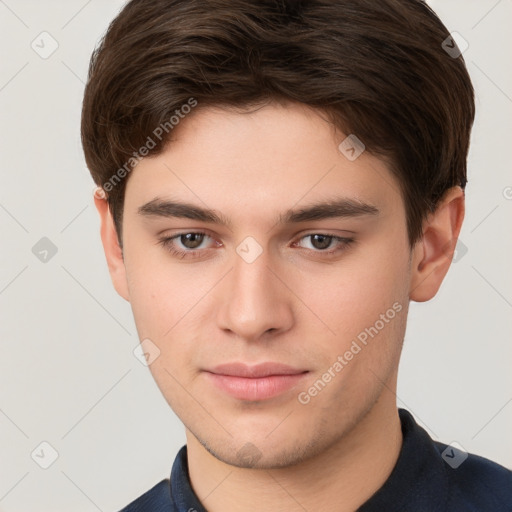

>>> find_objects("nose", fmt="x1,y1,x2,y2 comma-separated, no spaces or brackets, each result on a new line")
215,244,294,342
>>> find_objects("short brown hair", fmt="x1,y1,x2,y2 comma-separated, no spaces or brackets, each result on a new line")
81,0,475,246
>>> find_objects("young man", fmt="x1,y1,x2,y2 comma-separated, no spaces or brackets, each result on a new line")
81,0,512,510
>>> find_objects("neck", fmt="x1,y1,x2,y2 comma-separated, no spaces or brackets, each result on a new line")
186,391,402,512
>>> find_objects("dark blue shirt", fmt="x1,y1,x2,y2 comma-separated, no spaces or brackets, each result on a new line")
119,409,512,511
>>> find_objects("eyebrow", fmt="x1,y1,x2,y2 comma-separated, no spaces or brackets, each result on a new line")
137,196,379,227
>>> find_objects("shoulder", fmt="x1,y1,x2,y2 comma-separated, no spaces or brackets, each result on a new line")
118,479,172,512
433,440,512,510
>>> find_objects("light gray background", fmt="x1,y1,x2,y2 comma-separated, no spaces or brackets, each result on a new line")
0,0,511,510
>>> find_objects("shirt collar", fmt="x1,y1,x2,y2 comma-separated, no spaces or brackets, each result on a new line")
358,408,449,511
170,444,208,512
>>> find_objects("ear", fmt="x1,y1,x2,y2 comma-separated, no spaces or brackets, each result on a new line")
409,186,465,302
93,188,130,302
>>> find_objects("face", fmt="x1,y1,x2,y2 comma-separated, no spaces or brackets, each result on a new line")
107,102,417,468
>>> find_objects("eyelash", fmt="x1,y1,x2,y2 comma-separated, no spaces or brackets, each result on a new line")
157,231,355,260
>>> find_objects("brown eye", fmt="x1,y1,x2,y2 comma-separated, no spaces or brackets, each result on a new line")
295,233,355,256
309,234,333,250
179,233,205,249
158,231,219,259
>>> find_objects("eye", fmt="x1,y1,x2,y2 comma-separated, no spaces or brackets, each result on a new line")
174,232,208,249
294,233,354,255
157,231,217,259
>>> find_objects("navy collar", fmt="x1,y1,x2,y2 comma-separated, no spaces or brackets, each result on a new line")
358,408,449,510
170,443,208,512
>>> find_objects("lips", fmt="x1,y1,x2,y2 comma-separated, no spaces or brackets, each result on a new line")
208,362,307,378
204,362,309,401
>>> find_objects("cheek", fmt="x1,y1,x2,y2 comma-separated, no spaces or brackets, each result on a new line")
123,248,198,339
296,266,408,411
292,245,410,403
125,259,202,393
297,249,409,343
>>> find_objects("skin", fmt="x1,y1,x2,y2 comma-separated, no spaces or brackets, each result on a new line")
95,102,464,511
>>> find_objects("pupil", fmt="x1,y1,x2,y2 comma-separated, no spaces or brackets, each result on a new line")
182,233,203,249
312,234,332,250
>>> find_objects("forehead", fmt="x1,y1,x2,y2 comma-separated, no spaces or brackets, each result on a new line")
124,102,403,225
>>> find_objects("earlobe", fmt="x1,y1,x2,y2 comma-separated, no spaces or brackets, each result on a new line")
93,189,130,302
409,186,465,302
